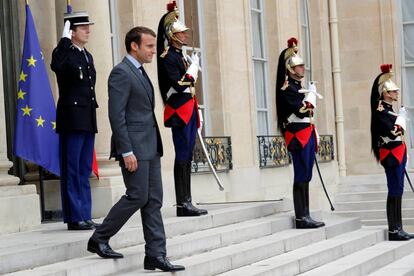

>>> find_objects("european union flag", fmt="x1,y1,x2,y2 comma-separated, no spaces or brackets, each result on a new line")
14,4,60,176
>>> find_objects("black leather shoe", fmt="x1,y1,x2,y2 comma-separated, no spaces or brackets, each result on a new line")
295,217,324,229
85,220,101,228
144,255,185,272
389,230,411,241
305,216,325,228
177,202,208,216
67,221,95,230
87,238,124,259
398,229,414,239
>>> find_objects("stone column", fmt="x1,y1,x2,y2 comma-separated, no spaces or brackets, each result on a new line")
0,34,41,234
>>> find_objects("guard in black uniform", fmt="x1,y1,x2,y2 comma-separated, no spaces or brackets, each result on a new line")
370,64,414,241
51,11,99,230
157,1,207,216
276,37,325,229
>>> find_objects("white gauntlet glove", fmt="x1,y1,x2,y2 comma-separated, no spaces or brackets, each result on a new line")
62,20,72,39
198,108,204,131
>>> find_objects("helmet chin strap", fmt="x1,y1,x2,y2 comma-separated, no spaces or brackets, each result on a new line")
171,35,187,46
384,91,398,102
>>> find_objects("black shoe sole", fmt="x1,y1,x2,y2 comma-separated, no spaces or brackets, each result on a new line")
87,245,124,259
177,211,208,217
144,265,185,272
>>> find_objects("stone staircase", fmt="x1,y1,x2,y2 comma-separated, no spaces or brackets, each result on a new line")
334,174,414,226
2,199,414,275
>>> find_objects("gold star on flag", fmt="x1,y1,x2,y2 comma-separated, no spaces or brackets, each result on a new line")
21,105,32,116
36,115,45,127
17,89,26,100
19,71,28,82
27,55,37,67
51,121,56,130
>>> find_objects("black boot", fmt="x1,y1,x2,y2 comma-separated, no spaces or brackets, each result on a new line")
175,161,208,217
396,196,414,239
304,182,325,228
387,196,410,241
294,183,321,229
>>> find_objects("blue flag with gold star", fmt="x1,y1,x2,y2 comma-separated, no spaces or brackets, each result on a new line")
14,4,60,176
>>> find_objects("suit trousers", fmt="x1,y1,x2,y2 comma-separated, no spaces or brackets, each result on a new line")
92,156,166,257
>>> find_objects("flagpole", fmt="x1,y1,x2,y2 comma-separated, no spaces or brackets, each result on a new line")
25,0,29,5
67,0,72,14
39,166,46,221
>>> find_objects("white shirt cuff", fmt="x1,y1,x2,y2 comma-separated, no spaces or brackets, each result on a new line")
122,151,133,157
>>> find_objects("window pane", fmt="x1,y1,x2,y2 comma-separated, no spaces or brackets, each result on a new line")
257,111,269,135
254,60,266,109
184,0,200,48
250,0,260,10
402,0,414,22
251,11,264,58
404,24,414,64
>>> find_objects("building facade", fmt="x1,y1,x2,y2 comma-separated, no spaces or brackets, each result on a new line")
0,0,410,233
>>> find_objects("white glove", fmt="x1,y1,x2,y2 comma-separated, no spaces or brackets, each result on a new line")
315,127,320,146
198,108,204,131
185,52,200,82
395,106,408,130
299,81,323,108
395,116,407,131
62,20,72,39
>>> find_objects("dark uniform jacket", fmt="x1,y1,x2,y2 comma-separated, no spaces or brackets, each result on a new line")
372,101,405,167
280,77,314,150
51,37,98,134
158,46,196,128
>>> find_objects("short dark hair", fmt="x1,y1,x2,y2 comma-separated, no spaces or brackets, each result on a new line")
125,26,156,52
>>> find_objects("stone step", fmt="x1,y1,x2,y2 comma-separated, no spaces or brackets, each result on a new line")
368,251,414,276
300,239,414,276
7,211,307,276
334,208,414,220
362,218,414,226
217,227,385,276
337,183,411,193
0,201,289,275
335,191,414,203
335,199,414,211
339,174,387,185
118,214,360,276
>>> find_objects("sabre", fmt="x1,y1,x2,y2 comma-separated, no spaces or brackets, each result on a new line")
404,170,414,193
187,1,223,191
197,130,224,191
314,157,335,211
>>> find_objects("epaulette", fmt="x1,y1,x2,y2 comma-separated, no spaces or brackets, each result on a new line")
281,75,289,91
377,100,384,112
160,46,169,58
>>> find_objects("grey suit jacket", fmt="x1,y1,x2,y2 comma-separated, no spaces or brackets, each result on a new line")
109,57,163,161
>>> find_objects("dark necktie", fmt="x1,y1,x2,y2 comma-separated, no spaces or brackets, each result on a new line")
139,66,154,103
81,49,89,63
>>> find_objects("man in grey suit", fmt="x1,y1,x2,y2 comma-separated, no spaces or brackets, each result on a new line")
87,26,184,272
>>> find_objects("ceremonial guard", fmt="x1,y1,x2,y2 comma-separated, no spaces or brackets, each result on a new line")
370,64,414,241
276,38,325,229
156,1,207,217
51,11,99,230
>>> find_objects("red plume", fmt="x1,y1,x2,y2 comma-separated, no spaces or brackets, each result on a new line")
167,1,177,12
287,37,298,48
380,64,392,73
